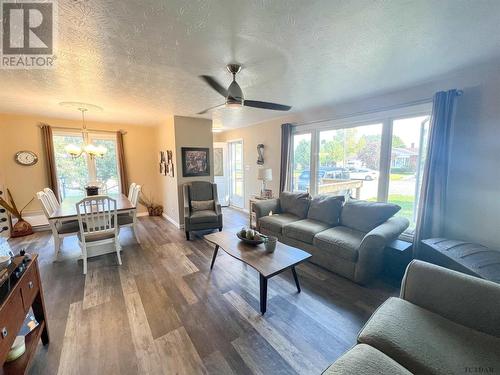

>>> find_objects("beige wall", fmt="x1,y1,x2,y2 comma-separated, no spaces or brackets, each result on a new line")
214,119,282,209
156,116,179,224
0,113,159,215
174,116,213,225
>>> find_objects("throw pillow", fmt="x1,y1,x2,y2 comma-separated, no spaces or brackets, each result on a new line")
191,200,214,212
340,200,400,232
279,191,310,218
307,195,344,226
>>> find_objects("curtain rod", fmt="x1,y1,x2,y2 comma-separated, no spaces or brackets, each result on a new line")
38,123,127,135
292,90,463,127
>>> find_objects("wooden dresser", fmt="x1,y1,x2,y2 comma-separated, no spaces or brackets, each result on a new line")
0,254,49,374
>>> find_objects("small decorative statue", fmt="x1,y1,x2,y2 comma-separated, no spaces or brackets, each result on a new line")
257,144,264,165
0,189,34,238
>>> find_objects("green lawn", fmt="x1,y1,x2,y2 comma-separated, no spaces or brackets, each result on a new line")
387,194,415,229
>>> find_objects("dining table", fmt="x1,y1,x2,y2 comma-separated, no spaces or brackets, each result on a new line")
49,193,136,221
48,193,136,258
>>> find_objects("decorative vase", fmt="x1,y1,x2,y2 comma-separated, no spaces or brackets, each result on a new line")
85,186,99,196
11,219,33,238
264,236,277,253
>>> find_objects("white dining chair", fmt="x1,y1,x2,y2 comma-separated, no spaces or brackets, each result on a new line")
76,195,121,275
36,191,79,261
118,184,141,243
43,188,60,211
127,182,137,200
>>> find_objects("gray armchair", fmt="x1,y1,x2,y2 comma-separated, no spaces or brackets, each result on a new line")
183,181,223,240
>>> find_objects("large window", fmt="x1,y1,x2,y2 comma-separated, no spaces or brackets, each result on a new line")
388,116,430,231
317,124,382,200
53,131,121,199
290,104,431,237
291,133,311,192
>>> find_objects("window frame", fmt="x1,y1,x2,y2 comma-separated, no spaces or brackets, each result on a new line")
289,102,432,238
52,129,122,197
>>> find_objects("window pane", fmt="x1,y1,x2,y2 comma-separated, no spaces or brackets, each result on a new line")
53,134,89,199
93,138,120,194
318,123,382,199
388,116,430,232
292,133,311,192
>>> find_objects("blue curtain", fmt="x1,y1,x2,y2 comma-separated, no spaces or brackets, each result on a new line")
414,89,461,257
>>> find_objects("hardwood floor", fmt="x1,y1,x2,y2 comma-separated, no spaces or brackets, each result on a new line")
7,208,397,374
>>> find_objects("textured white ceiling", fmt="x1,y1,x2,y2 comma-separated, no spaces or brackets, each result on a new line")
1,0,500,128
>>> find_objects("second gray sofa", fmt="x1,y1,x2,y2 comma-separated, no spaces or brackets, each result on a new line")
253,192,409,284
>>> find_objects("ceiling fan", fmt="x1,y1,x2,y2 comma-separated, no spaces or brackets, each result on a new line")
197,64,292,114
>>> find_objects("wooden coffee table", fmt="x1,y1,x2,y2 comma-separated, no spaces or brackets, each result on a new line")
204,231,312,314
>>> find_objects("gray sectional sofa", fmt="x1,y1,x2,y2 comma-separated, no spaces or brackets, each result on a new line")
324,260,500,374
253,192,409,284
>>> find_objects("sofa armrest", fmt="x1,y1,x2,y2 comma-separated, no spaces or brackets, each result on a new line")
354,217,409,284
401,259,500,338
253,199,280,220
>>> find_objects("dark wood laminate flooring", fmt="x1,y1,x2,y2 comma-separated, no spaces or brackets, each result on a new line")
7,208,397,374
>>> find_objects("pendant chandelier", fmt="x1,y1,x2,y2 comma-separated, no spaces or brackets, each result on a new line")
60,102,106,159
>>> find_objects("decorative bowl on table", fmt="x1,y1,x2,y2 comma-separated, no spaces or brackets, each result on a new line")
236,228,264,246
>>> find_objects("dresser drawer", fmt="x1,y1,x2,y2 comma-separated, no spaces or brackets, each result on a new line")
0,291,24,363
20,265,39,312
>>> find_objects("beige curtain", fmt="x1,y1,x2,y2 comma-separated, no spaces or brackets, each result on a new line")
40,124,59,201
116,131,129,194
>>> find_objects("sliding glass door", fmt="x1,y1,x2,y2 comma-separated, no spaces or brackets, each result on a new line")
228,140,244,208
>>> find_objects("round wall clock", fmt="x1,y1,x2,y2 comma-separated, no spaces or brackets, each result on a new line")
14,151,38,166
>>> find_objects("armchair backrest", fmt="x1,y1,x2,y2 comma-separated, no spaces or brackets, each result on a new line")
186,181,215,202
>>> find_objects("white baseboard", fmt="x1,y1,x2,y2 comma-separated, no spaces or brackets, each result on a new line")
162,213,183,229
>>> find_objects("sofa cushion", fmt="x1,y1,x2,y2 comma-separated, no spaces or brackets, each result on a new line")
191,199,214,212
313,226,364,262
340,200,400,232
323,344,412,375
189,210,218,224
259,213,300,235
358,297,500,375
307,195,344,226
279,191,310,219
282,219,331,244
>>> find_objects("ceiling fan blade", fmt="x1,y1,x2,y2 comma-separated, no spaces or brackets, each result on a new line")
196,103,225,115
244,100,291,111
199,75,228,98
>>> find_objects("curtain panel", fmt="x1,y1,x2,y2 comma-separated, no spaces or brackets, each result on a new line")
116,131,129,195
413,89,461,257
40,124,59,201
279,123,293,192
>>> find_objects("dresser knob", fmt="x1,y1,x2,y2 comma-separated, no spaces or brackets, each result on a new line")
28,281,34,289
1,327,7,338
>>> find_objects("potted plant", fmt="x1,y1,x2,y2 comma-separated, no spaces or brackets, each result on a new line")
138,190,163,216
0,189,34,238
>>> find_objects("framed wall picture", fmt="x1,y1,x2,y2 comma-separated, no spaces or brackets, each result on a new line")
181,147,210,177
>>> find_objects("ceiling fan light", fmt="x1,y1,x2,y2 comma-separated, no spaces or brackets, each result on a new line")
225,102,242,109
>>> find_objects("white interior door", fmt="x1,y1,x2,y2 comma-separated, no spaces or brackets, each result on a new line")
228,140,244,208
213,142,229,206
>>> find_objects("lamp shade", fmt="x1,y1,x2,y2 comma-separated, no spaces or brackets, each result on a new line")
257,168,272,181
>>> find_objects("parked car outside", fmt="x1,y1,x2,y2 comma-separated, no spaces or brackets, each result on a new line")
348,168,379,181
297,168,350,191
